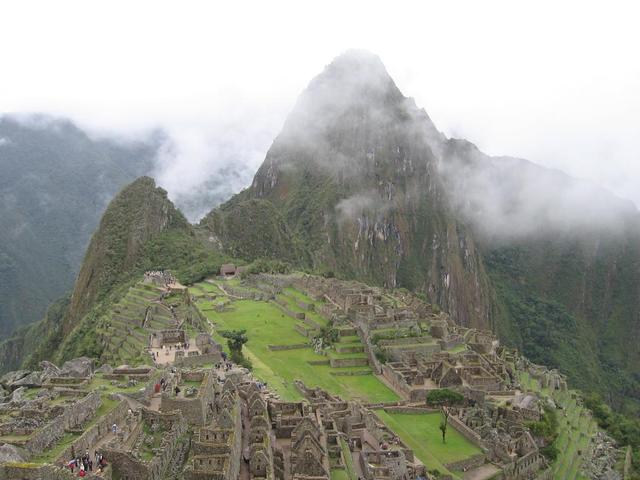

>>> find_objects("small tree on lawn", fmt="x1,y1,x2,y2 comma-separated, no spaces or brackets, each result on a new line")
220,329,249,366
427,388,464,444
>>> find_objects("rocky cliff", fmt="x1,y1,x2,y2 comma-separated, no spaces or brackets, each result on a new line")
203,50,493,329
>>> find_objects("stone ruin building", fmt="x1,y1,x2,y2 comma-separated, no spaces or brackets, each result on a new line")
0,272,615,480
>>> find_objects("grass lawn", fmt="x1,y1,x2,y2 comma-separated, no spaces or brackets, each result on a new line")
330,469,350,480
374,410,482,478
195,290,398,403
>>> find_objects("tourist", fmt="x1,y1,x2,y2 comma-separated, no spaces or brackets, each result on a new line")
112,423,117,434
175,385,181,396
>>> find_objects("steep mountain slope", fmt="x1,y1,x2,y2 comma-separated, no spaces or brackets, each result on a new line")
0,176,227,371
204,50,640,412
61,176,189,334
203,51,493,330
440,139,640,412
0,115,157,338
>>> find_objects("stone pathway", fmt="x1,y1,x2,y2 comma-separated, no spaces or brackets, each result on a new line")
462,463,501,480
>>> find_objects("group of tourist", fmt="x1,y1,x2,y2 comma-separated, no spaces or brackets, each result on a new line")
67,450,107,476
215,361,235,372
150,342,190,358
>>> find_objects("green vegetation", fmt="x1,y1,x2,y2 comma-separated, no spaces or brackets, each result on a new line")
526,406,559,461
195,284,397,403
375,410,482,478
486,245,640,417
338,437,357,480
220,329,252,369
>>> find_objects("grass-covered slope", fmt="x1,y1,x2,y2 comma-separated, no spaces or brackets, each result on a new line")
200,197,307,265
63,176,192,335
191,280,398,402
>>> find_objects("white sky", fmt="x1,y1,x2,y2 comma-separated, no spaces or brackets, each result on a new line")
1,0,639,213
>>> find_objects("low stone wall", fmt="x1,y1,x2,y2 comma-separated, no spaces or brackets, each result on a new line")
57,399,129,462
24,391,101,456
174,351,222,367
103,373,152,381
294,324,312,338
339,328,357,337
330,370,371,376
444,453,486,472
267,343,309,351
329,357,368,368
378,337,435,346
382,406,438,414
335,345,364,354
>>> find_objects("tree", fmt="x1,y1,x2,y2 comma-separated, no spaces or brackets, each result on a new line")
220,329,251,368
220,329,248,353
427,389,464,443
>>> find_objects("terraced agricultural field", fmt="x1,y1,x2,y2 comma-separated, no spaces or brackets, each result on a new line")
517,371,596,480
193,281,398,403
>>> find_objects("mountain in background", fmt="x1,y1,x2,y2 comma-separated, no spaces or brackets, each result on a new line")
202,50,640,414
0,176,227,371
0,116,158,338
1,51,638,415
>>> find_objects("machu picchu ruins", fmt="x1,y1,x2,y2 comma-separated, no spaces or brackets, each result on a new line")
0,271,624,480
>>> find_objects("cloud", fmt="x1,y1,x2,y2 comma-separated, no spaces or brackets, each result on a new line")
437,140,637,240
336,191,391,224
0,137,9,146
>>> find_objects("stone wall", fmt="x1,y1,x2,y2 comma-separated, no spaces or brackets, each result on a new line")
444,453,486,472
57,399,129,462
448,415,486,450
329,357,368,368
268,344,310,351
24,391,101,456
174,351,222,367
161,372,214,426
380,364,411,398
356,325,382,375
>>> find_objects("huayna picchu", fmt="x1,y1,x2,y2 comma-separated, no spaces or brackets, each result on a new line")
0,51,638,479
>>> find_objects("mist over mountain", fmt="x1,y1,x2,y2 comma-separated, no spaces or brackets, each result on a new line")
203,50,640,413
1,50,639,415
0,115,160,338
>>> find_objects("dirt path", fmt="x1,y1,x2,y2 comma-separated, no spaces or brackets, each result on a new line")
215,282,243,300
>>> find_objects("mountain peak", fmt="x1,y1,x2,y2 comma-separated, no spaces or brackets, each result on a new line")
302,49,401,106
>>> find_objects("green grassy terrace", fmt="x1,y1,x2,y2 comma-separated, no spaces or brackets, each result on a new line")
374,410,483,479
193,281,398,403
